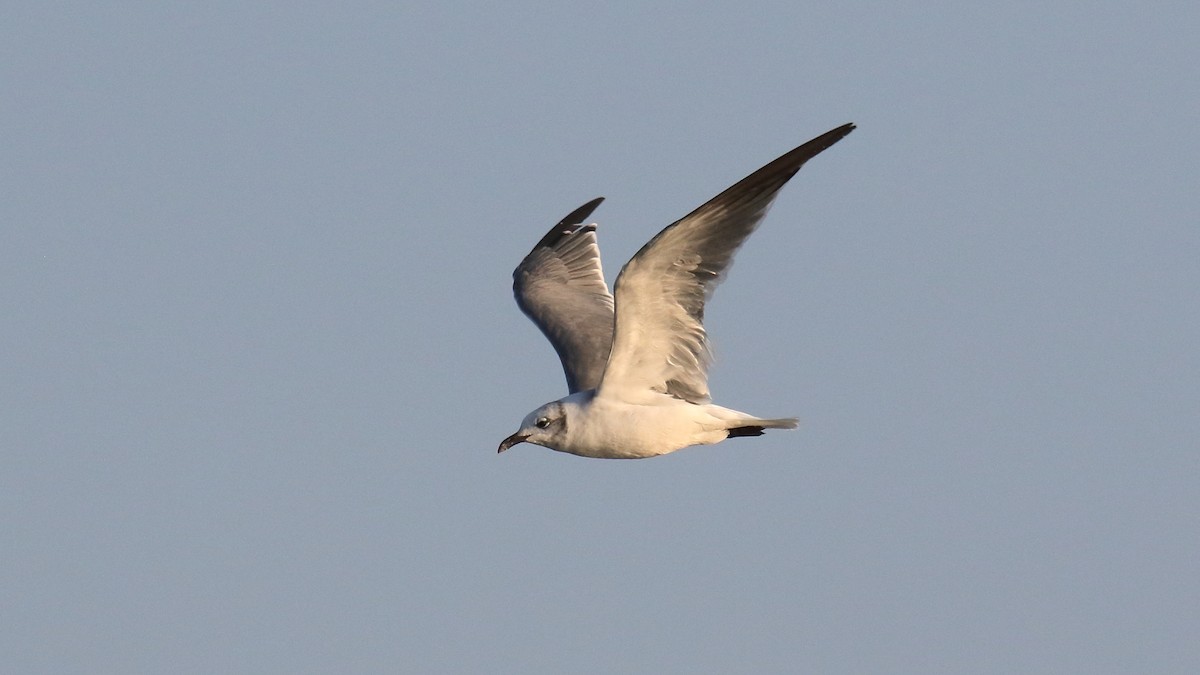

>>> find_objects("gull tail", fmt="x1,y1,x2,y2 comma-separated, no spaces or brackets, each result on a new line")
725,416,799,438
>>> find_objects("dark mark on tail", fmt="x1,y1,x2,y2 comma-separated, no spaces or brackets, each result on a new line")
727,426,766,438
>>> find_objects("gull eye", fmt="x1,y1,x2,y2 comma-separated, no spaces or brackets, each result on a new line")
535,417,551,429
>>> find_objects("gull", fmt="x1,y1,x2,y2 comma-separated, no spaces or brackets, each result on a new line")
498,123,855,459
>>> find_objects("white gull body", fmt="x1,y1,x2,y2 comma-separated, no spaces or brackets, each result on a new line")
498,123,855,459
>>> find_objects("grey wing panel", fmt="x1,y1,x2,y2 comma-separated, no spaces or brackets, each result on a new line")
513,198,615,393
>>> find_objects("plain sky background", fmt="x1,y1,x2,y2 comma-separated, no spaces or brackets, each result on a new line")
3,2,1197,673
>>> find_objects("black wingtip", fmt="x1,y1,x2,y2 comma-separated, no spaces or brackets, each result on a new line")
666,123,855,227
793,122,855,161
560,197,604,227
530,197,606,251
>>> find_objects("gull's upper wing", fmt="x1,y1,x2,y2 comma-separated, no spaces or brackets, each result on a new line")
513,197,615,393
598,123,855,403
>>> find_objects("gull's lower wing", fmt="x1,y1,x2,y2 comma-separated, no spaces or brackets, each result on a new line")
599,123,856,403
513,197,615,393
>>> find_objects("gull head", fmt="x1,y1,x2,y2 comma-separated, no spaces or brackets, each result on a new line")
497,400,568,453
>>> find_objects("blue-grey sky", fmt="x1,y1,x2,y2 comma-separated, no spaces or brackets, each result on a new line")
3,2,1197,673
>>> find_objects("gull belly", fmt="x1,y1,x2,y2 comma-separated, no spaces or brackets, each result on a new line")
558,394,735,459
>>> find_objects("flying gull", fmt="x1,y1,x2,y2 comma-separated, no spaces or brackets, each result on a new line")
498,123,855,459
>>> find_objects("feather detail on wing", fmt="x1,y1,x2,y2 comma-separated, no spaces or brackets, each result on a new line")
599,124,855,403
513,197,615,393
